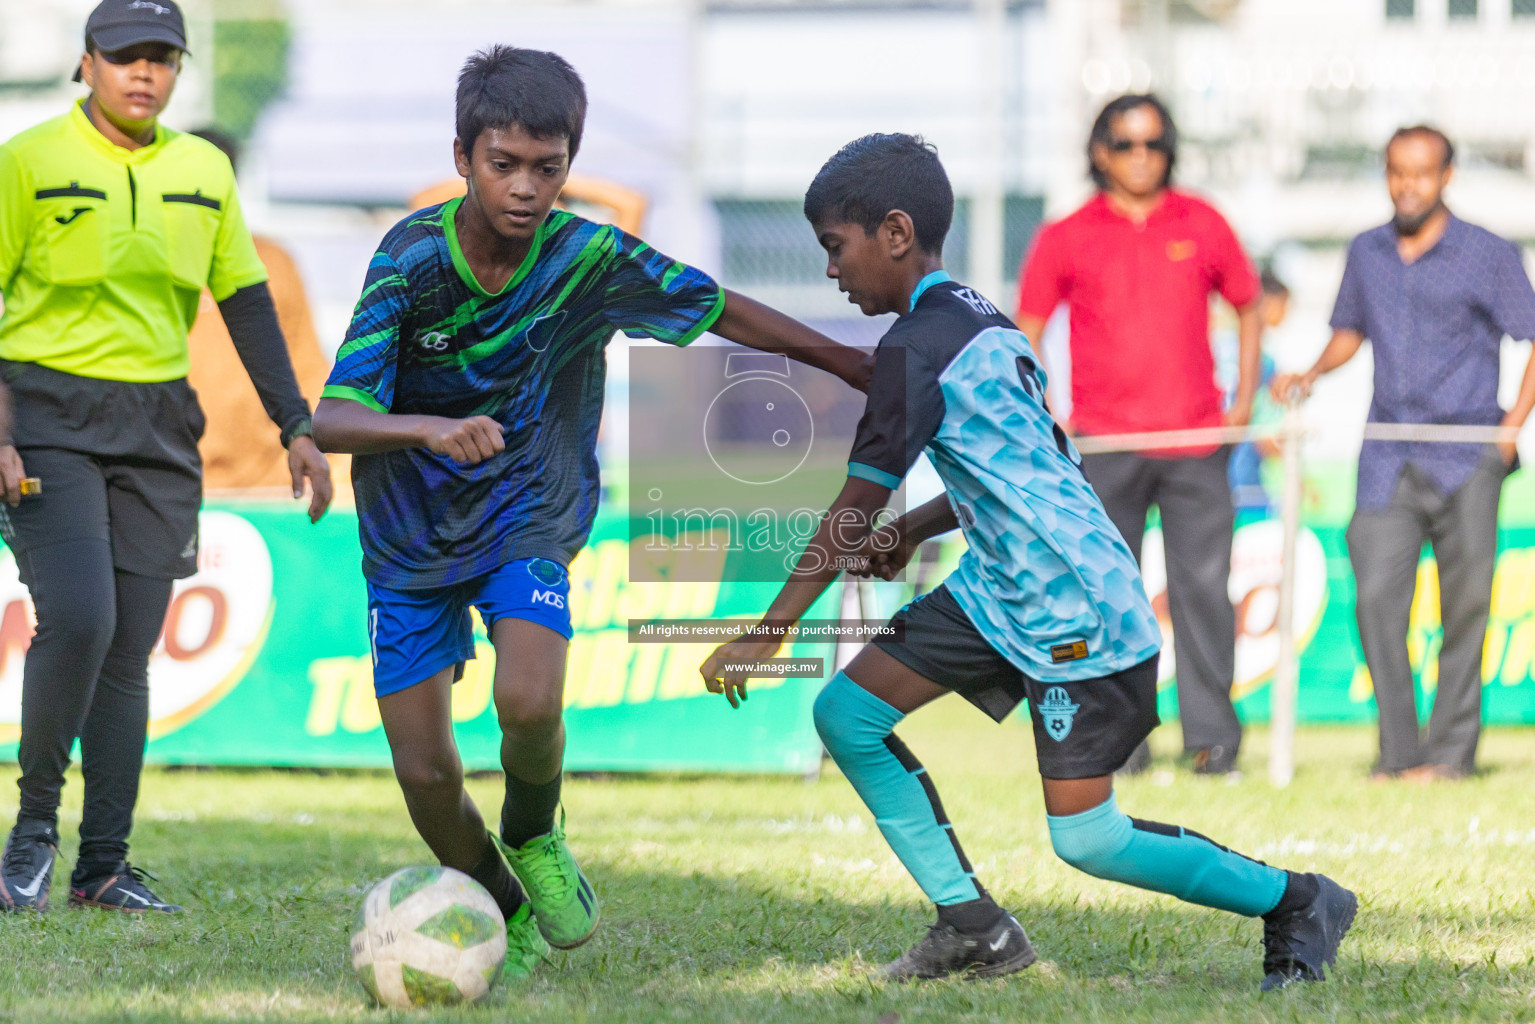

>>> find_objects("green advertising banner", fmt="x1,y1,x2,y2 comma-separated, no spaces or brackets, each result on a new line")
2,482,1533,774
0,503,835,775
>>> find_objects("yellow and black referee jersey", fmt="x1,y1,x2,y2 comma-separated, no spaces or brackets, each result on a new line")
0,101,269,384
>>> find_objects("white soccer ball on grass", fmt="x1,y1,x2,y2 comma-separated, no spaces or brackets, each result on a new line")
350,866,506,1007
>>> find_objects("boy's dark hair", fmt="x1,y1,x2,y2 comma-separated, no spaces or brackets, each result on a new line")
190,126,242,174
1087,93,1178,190
803,133,954,254
1259,266,1290,298
455,45,587,159
1387,124,1455,169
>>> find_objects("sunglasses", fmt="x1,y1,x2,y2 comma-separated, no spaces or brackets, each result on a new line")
1107,136,1172,155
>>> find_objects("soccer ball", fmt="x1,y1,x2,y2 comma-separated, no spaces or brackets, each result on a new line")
350,866,506,1007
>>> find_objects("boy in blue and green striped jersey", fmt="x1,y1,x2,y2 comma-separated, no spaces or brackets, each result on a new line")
314,46,868,978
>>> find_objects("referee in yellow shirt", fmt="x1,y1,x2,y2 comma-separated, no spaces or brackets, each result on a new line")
0,0,330,914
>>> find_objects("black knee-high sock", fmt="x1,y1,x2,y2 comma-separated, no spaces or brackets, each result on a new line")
500,773,562,847
467,831,526,921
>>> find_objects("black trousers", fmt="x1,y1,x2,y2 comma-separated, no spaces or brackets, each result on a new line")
0,366,203,874
1347,455,1506,774
13,538,172,871
1079,447,1242,754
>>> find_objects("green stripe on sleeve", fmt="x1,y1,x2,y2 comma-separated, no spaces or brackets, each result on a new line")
848,462,902,489
320,385,389,413
673,286,726,347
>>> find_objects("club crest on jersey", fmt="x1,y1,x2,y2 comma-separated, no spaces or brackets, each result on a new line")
1038,686,1080,742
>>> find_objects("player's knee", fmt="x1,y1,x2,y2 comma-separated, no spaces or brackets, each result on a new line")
1047,801,1134,880
394,750,463,796
814,672,901,759
813,678,864,757
496,686,563,739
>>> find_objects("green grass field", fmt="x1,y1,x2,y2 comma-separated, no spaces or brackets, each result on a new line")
2,706,1533,1023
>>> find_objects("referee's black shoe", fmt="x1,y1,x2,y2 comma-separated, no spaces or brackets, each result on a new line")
878,911,1036,981
69,862,183,914
1260,873,1357,992
0,820,60,912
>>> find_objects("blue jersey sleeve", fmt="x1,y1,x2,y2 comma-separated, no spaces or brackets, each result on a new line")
601,228,725,346
324,250,411,412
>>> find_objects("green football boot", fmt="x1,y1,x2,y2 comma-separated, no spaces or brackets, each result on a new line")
497,817,600,949
500,902,551,983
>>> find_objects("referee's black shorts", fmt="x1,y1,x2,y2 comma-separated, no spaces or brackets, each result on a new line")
872,584,1161,780
0,361,205,580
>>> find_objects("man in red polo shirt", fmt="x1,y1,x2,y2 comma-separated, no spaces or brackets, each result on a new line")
1016,93,1262,776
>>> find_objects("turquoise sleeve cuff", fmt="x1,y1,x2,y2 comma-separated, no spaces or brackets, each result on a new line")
848,462,902,489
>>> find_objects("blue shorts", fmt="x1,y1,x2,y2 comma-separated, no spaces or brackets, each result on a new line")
366,557,573,698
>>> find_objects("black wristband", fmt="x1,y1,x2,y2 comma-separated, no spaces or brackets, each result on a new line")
281,416,313,449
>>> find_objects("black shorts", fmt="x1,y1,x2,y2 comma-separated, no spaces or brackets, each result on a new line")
873,584,1161,780
0,362,204,580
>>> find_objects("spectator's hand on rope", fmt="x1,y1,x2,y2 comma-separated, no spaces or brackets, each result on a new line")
1270,372,1315,403
1498,411,1521,467
0,445,25,508
1224,398,1254,428
288,436,334,524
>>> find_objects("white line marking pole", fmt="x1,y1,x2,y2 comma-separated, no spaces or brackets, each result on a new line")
1270,397,1305,787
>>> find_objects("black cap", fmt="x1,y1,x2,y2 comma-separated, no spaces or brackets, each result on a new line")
72,0,189,83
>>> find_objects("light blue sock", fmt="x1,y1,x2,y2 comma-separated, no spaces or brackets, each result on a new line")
813,672,982,906
1047,795,1287,917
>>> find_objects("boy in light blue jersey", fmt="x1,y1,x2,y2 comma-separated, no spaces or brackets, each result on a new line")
701,134,1356,991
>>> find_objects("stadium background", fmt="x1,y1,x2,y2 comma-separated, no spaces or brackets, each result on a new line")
1,0,1533,771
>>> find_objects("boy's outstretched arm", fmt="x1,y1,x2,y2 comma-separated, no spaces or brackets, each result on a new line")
700,476,891,707
313,397,506,464
713,289,874,393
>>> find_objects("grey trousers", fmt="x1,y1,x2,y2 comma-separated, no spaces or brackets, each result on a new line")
1080,447,1241,753
1347,455,1507,774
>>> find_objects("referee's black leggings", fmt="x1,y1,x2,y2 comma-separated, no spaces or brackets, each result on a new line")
15,537,172,873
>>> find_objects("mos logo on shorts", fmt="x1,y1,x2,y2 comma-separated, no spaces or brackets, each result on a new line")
1038,686,1080,743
